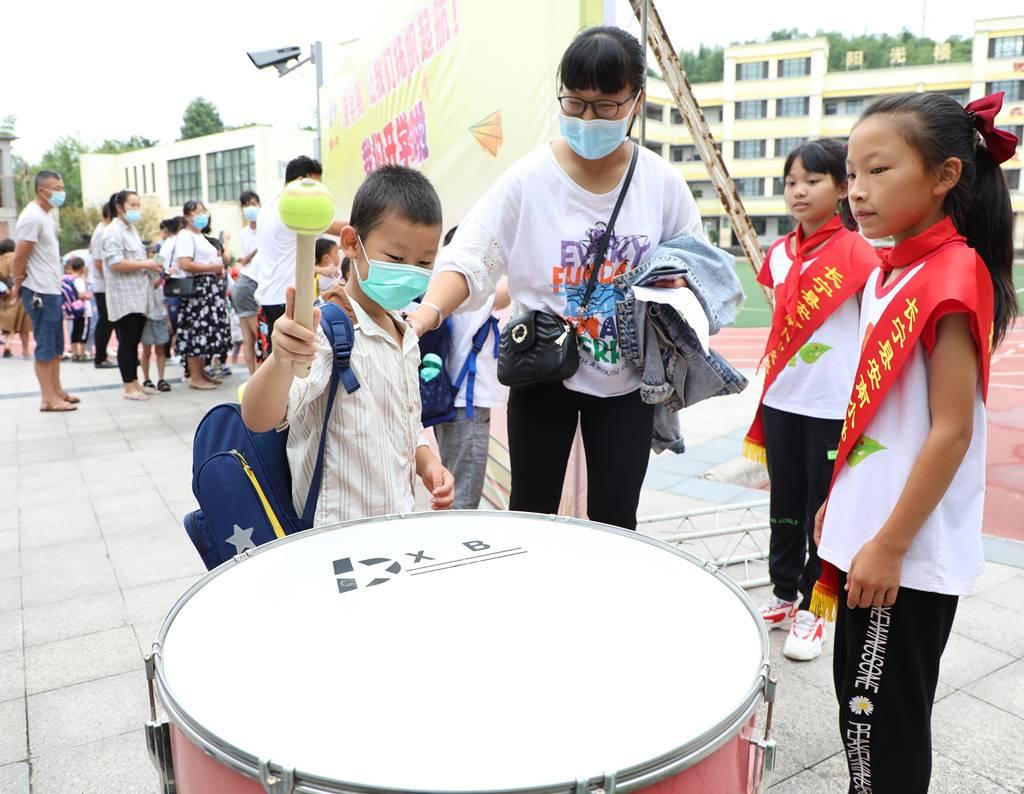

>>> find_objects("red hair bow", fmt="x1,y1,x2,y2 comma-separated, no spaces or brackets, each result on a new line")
964,92,1020,165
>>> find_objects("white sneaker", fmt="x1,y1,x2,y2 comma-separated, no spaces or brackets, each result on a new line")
783,609,825,661
758,595,798,630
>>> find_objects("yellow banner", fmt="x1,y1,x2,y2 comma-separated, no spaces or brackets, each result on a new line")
320,0,603,226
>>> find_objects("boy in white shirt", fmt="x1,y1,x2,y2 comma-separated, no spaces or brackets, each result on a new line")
242,165,454,524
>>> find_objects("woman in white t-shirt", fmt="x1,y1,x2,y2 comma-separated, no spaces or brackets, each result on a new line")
408,27,701,530
174,200,231,390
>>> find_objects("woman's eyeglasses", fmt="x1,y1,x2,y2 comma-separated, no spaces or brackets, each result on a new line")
557,93,638,120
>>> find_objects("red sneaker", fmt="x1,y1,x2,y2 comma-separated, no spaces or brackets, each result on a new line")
758,595,798,630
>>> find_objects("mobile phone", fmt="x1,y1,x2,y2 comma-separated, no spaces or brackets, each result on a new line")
31,295,43,310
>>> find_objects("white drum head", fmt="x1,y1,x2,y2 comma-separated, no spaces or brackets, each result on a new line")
157,512,767,792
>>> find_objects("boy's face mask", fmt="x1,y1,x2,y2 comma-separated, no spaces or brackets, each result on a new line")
355,236,431,310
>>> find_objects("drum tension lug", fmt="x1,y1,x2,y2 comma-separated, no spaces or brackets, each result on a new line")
144,720,177,794
574,772,617,794
260,759,296,794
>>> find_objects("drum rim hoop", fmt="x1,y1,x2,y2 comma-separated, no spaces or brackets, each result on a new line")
153,510,772,793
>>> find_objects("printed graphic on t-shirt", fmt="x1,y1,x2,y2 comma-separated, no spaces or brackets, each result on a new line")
550,223,651,376
787,342,833,367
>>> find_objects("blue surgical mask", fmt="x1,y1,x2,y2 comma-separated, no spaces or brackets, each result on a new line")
125,210,142,224
558,94,640,160
192,214,209,231
355,236,431,311
47,190,66,208
243,206,259,222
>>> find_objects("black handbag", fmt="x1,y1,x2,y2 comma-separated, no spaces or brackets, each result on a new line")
163,276,195,298
497,143,639,388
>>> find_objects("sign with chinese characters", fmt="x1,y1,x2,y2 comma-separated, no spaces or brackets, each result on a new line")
320,0,598,225
889,46,907,66
845,50,864,69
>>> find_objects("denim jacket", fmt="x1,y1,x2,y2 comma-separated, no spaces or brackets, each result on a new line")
614,234,748,453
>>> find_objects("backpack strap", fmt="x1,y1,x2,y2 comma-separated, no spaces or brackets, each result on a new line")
451,315,499,419
299,302,360,527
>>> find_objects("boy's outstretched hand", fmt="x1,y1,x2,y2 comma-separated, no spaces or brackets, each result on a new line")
420,461,455,510
271,286,322,367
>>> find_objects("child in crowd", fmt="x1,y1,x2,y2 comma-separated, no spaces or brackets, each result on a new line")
315,238,343,295
140,262,171,393
62,257,92,361
432,225,511,509
813,91,1018,792
242,165,455,522
744,139,878,661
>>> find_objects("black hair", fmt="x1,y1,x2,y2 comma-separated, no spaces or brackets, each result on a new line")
160,217,185,235
239,190,261,205
107,190,138,219
783,138,855,230
859,93,1017,348
101,202,112,221
315,237,337,262
443,225,458,247
285,156,323,184
67,256,85,271
0,239,14,255
349,164,442,238
340,256,351,280
35,170,62,190
558,26,645,96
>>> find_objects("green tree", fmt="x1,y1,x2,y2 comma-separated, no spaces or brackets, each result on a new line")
681,44,725,83
180,97,224,140
56,205,100,253
37,135,87,207
96,135,157,154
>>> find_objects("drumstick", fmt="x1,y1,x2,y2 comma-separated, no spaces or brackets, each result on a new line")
278,178,336,379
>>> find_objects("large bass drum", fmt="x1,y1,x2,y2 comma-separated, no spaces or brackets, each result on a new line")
145,511,776,793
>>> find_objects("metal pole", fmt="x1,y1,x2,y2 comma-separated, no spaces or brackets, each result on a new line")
313,40,324,160
639,0,648,146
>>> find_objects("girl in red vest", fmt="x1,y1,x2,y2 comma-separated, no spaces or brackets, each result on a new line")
745,139,878,662
812,92,1018,793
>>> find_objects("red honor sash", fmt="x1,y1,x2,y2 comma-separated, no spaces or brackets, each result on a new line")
743,219,878,463
810,217,995,620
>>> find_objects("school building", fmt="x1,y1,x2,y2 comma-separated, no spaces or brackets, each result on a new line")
80,126,314,255
642,15,1024,250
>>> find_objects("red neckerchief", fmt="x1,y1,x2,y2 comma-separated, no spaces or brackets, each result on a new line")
779,215,845,320
877,216,961,273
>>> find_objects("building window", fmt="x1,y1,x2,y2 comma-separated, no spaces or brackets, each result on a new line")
736,61,769,81
734,139,767,159
645,103,664,122
151,164,156,195
989,35,1024,59
736,177,764,197
670,108,683,124
168,155,202,207
670,144,700,162
772,177,784,195
987,80,1023,102
736,100,768,120
689,180,714,199
1007,169,1021,191
208,146,256,203
774,137,806,157
1000,125,1023,144
825,96,873,116
644,142,663,157
776,97,810,117
750,217,767,235
141,165,147,194
778,57,811,78
124,167,130,188
704,106,723,123
132,166,138,191
775,216,795,235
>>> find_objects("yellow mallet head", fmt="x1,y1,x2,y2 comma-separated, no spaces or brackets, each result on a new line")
278,177,335,235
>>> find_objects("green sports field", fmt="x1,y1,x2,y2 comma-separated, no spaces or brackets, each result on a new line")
731,259,1024,329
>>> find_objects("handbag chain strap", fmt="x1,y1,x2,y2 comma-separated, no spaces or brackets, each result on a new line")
578,143,640,321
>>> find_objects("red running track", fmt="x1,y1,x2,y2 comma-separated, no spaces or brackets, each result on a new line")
714,325,1024,543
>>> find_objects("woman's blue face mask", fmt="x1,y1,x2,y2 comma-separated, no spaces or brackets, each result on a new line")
558,93,640,160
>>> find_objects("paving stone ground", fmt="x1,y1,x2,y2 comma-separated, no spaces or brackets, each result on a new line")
0,352,1021,792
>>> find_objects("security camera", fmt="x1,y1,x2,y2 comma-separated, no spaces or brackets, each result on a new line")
247,46,304,74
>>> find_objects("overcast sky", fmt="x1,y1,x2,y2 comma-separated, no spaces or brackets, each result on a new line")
3,0,1019,163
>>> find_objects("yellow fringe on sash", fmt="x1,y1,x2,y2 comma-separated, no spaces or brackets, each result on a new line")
742,437,768,465
810,582,839,623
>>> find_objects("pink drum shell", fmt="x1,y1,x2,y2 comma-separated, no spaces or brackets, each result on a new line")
168,717,760,794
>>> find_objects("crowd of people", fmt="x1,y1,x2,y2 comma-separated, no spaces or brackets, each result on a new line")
2,21,1019,793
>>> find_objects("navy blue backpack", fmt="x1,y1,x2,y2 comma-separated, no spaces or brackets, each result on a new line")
184,303,359,570
449,315,500,418
417,315,458,427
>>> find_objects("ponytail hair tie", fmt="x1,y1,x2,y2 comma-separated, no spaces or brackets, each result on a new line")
963,91,1019,165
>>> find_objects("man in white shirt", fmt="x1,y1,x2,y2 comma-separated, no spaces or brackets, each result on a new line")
12,170,79,411
253,156,346,352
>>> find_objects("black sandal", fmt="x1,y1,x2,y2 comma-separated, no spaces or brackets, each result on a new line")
157,380,171,392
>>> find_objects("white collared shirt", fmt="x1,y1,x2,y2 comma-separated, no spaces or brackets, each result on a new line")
286,299,426,526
